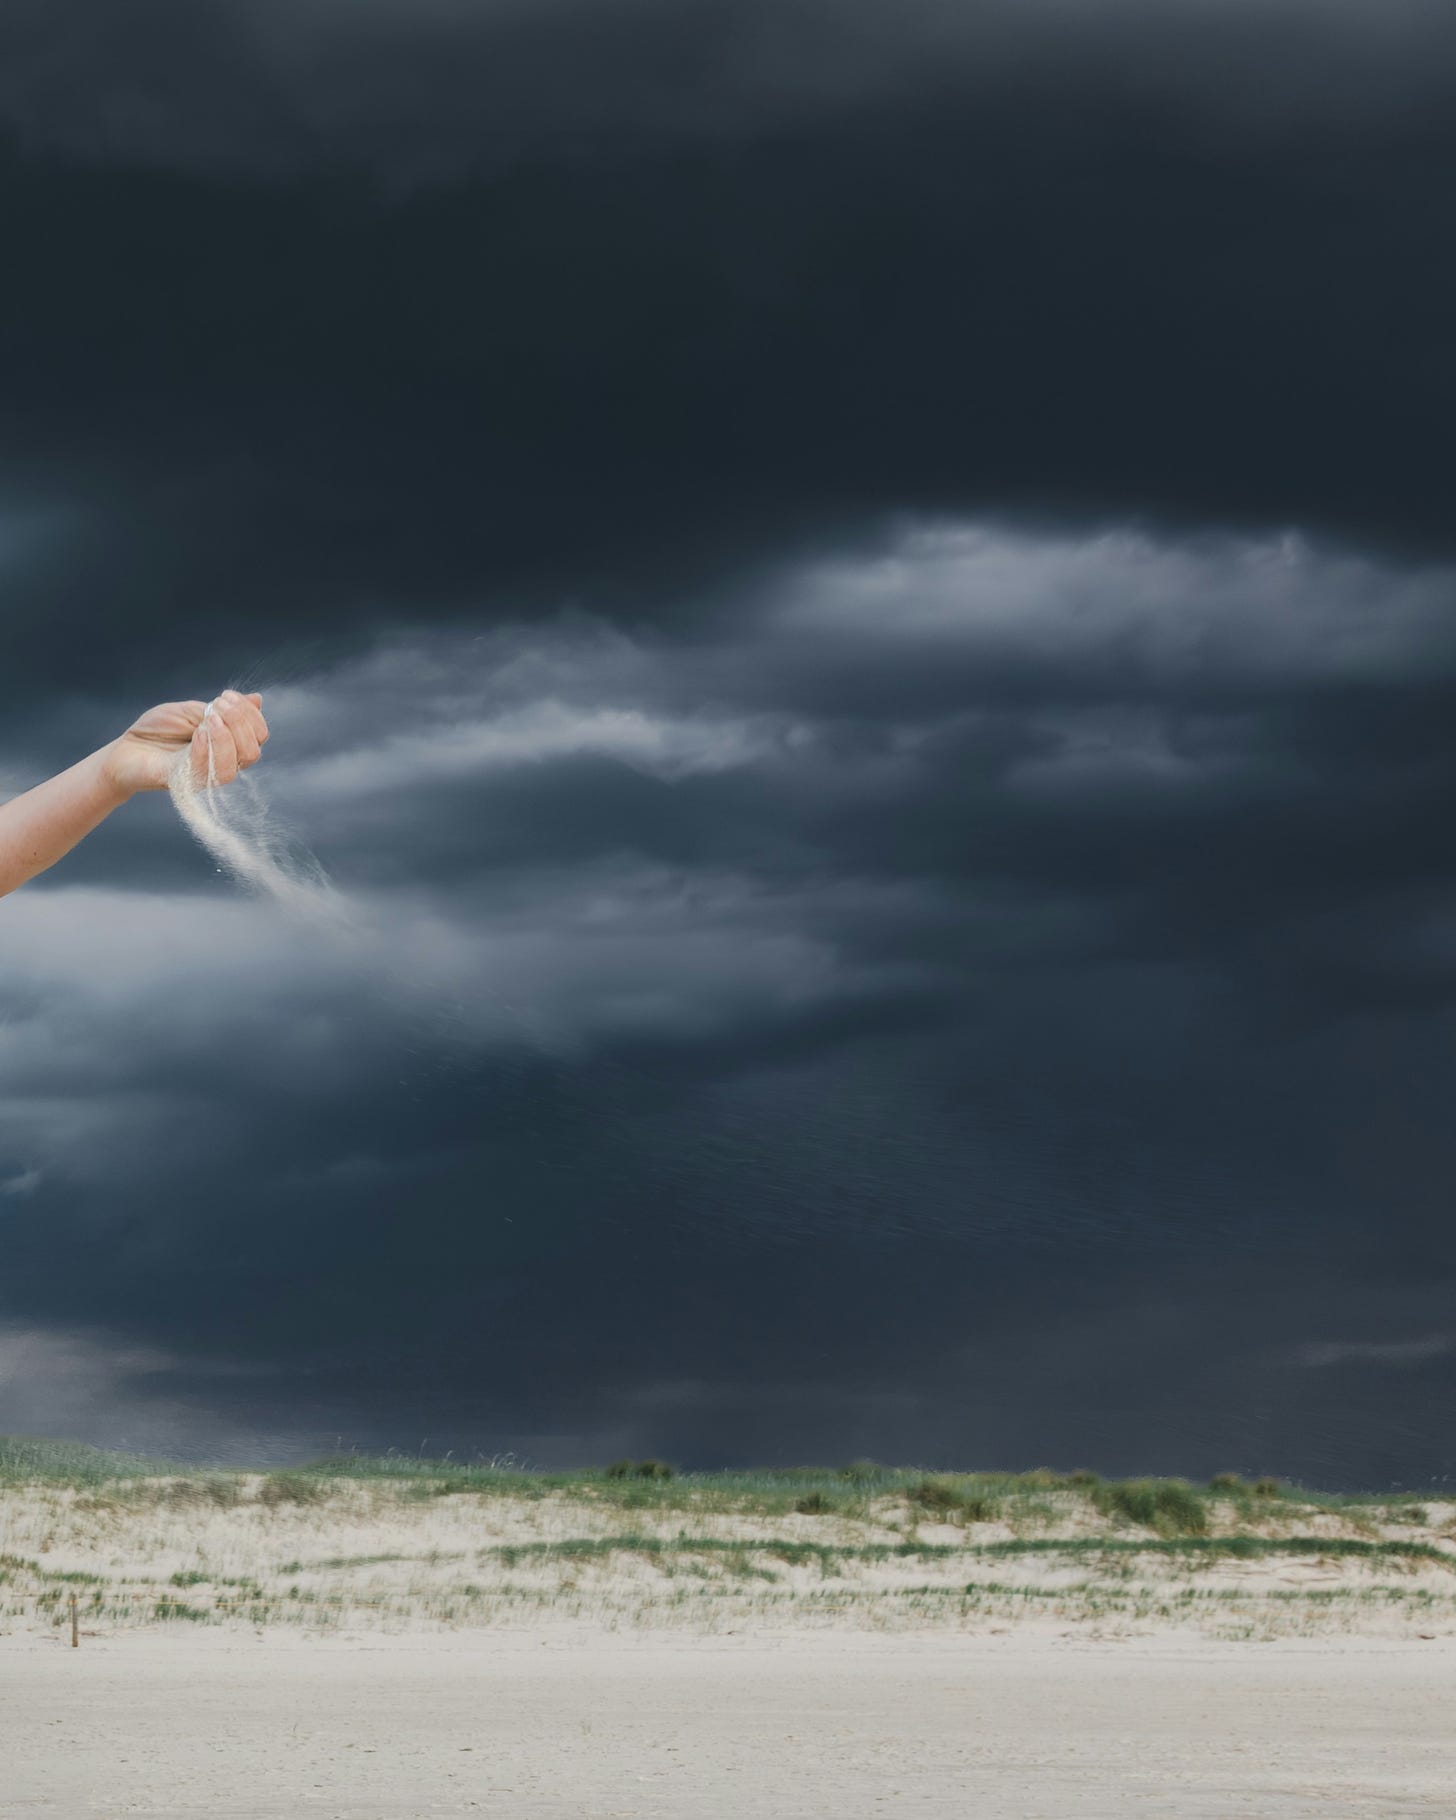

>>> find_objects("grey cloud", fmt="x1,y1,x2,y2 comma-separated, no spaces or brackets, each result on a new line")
4,1,1456,175
18,518,1456,1062
1295,1335,1455,1370
0,1321,362,1465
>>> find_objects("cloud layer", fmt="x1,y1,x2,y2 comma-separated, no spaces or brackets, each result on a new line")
2,2,1455,1482
4,0,1456,714
5,523,1456,1480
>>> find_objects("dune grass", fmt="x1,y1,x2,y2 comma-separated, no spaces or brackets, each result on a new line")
1,1435,1446,1530
4,1431,1454,1563
2,1435,1453,1638
980,1535,1455,1567
0,1435,182,1486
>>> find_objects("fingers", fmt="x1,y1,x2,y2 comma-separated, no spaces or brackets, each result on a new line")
188,722,212,787
200,707,239,784
234,691,268,752
217,692,261,768
182,690,269,788
204,690,269,781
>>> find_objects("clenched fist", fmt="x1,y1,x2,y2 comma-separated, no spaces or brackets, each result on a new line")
103,691,270,796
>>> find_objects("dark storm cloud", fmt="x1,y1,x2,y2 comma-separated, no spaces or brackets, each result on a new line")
7,1,1456,168
4,1,1456,1480
3,0,1456,704
6,524,1456,1479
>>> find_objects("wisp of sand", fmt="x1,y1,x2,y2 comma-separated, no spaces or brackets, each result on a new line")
168,699,343,924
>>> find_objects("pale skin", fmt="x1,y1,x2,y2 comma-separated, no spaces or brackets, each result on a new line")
0,690,269,898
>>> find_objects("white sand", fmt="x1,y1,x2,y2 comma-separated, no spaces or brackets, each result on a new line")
4,1628,1454,1818
5,1479,1454,1814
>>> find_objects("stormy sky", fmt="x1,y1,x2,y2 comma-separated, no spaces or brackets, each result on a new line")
3,0,1456,1485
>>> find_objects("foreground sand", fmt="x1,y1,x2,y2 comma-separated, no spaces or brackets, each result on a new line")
5,1626,1454,1818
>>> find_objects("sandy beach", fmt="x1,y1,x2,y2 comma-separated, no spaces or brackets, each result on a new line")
5,1626,1454,1818
5,1459,1455,1815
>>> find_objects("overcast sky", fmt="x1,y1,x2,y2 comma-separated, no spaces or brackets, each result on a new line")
2,0,1456,1485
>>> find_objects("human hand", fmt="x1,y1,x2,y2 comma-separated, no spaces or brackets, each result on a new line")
103,691,270,796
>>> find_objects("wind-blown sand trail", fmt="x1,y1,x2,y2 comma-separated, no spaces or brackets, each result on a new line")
4,1448,1455,1815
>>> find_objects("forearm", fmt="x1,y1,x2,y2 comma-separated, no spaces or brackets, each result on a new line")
0,744,132,897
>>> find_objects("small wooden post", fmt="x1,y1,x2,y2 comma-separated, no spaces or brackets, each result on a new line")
70,1592,78,1649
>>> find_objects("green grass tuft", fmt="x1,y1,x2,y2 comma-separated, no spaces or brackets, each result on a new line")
1096,1478,1209,1536
152,1598,208,1621
839,1459,890,1487
794,1492,836,1516
909,1477,965,1514
258,1473,326,1507
908,1478,1000,1522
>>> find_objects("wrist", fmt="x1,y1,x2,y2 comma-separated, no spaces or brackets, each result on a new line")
93,739,141,805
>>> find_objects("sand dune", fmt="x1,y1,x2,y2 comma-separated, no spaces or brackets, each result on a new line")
3,1473,1455,1639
